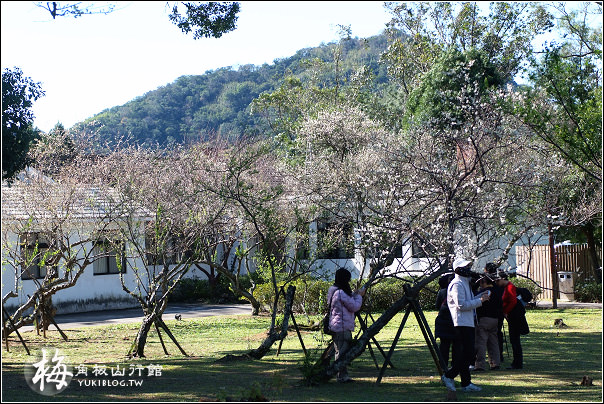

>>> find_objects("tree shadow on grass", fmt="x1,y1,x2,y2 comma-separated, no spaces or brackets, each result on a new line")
2,329,601,402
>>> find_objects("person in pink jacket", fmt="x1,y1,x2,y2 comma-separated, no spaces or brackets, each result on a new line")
327,268,365,383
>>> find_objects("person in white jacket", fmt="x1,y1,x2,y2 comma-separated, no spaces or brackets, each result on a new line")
441,258,490,393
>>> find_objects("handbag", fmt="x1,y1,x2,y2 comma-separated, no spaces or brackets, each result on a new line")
322,289,337,335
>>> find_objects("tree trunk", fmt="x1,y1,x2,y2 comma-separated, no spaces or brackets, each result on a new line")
249,285,295,359
549,223,558,309
4,264,87,336
583,223,601,281
216,285,296,362
129,313,155,358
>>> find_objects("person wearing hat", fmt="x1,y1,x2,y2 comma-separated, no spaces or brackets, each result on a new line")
495,271,529,370
327,267,366,383
473,273,503,371
441,258,490,393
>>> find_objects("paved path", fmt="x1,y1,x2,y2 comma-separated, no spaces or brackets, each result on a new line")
535,300,601,309
21,300,599,332
21,303,253,331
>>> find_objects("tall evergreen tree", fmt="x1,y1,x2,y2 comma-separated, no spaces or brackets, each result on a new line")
2,67,45,182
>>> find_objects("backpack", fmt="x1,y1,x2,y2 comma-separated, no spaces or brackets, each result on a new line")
516,287,533,306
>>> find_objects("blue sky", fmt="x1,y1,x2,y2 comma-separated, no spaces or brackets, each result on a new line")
1,1,392,133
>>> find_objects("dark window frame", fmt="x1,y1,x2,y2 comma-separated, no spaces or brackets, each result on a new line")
20,233,56,280
316,219,355,260
411,234,436,259
145,233,182,267
93,237,126,275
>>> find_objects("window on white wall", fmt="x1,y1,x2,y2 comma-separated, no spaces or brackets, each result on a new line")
386,242,404,259
93,238,126,275
19,233,57,280
145,232,182,267
317,220,355,259
411,234,436,259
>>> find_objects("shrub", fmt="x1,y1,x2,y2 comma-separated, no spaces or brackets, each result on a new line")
363,278,440,312
252,277,331,315
417,279,440,310
251,276,440,315
169,275,252,304
169,277,206,302
511,276,543,307
574,281,602,303
364,278,405,312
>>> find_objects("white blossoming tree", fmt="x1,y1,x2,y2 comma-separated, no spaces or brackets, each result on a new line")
1,133,127,337
296,52,573,381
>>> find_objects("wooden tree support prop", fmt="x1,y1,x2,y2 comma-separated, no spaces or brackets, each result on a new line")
2,306,31,355
155,318,188,356
356,312,394,370
276,288,307,357
44,310,69,342
127,314,188,358
154,321,170,355
376,284,445,385
2,306,8,352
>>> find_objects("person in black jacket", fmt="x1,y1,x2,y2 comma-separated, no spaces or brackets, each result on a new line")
473,273,503,371
485,262,505,363
434,273,455,370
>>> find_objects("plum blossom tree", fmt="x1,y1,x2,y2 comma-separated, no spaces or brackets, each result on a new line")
75,143,252,358
296,75,570,382
1,135,129,337
196,138,325,360
72,137,321,358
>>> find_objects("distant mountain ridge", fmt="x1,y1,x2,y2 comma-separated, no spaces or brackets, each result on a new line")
70,32,392,147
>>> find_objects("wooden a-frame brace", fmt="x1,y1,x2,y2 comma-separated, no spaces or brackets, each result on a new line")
376,284,446,384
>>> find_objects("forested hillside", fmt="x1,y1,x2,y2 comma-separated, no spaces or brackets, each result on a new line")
71,32,392,147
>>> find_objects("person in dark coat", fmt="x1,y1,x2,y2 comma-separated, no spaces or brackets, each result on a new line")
474,273,503,371
434,273,455,369
495,271,530,370
485,262,505,363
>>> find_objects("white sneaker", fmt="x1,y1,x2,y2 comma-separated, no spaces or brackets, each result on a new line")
461,383,482,392
441,375,456,391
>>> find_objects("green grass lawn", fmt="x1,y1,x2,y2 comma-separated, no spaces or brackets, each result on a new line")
2,308,602,402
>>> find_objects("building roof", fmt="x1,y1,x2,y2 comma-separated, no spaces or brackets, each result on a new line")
1,168,151,222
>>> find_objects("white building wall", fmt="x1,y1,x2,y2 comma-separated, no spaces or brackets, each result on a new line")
2,229,145,315
2,216,546,316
